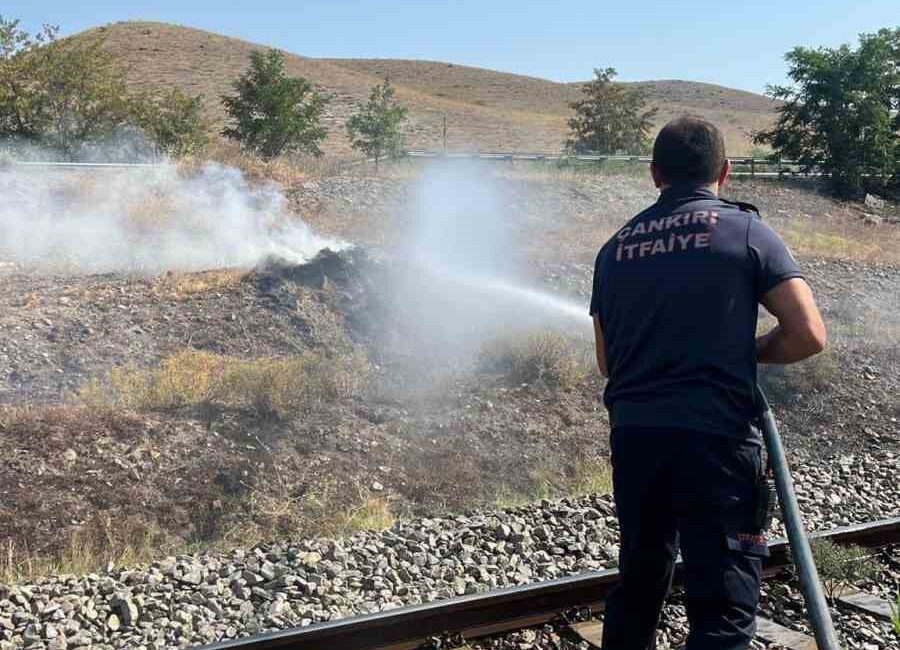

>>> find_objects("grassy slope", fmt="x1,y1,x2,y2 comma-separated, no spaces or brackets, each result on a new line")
92,21,776,155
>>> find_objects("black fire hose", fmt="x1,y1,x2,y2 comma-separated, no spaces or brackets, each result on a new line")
756,385,841,650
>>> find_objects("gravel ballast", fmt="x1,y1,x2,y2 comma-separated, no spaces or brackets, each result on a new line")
0,448,897,649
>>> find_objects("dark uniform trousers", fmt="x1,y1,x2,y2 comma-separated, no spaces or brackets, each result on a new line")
601,426,765,650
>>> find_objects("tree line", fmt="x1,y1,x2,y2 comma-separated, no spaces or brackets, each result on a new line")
568,29,899,198
2,15,897,196
0,17,406,166
219,48,407,167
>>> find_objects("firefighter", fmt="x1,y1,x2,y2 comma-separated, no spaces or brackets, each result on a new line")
590,116,826,650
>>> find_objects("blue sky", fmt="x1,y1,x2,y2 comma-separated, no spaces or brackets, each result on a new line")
5,1,897,94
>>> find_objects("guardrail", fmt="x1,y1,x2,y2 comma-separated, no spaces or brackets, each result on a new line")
3,155,823,178
4,161,163,169
405,151,820,177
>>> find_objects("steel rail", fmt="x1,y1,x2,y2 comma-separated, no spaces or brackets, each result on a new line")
199,516,900,650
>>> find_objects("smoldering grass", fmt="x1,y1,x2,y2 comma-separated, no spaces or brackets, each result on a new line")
479,330,593,389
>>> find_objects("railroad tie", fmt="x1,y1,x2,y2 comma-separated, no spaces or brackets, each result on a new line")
567,618,820,650
566,621,603,648
837,591,895,620
754,617,817,650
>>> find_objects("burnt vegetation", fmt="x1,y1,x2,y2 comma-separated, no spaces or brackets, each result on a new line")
0,14,897,603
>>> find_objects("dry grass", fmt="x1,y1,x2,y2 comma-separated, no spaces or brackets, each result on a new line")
480,330,592,389
79,348,370,419
571,460,614,496
728,178,900,266
1,516,171,584
79,21,774,156
199,141,363,183
341,496,396,533
216,470,396,553
494,458,612,509
783,227,884,262
759,347,841,405
157,268,247,298
0,476,395,584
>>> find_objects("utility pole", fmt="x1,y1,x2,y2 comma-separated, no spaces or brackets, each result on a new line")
442,115,447,152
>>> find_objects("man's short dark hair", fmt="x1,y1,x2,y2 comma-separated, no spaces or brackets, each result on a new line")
652,117,726,185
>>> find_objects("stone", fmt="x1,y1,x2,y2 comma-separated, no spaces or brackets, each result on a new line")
864,193,885,210
178,570,203,586
47,637,67,650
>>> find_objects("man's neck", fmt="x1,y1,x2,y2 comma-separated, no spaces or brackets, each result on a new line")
659,182,719,196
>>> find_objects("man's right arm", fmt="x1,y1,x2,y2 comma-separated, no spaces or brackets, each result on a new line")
757,278,826,364
749,218,826,364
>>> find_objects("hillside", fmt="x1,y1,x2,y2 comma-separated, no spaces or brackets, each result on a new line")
90,21,777,155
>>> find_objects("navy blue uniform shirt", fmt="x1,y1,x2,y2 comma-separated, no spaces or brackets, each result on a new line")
589,184,803,438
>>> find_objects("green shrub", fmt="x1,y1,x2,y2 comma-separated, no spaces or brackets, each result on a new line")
130,88,210,158
890,592,900,637
808,539,876,601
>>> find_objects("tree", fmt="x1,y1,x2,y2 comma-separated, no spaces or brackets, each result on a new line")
0,18,132,154
566,68,657,155
221,49,328,160
754,29,899,197
346,77,407,171
130,88,210,158
0,17,58,142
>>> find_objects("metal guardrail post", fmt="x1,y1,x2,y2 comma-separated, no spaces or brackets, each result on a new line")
756,386,842,650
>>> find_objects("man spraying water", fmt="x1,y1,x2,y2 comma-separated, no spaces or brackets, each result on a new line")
590,117,827,650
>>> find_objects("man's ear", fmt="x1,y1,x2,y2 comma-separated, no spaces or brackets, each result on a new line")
650,162,664,188
718,159,731,189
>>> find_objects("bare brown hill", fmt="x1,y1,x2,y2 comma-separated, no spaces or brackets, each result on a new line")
89,21,776,155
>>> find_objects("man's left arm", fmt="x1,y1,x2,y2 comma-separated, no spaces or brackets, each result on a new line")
593,314,608,377
589,246,608,377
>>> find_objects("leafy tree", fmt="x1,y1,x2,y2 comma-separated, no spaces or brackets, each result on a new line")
0,17,58,142
221,49,328,160
0,18,133,154
754,28,899,197
346,77,407,171
130,88,209,158
566,68,657,155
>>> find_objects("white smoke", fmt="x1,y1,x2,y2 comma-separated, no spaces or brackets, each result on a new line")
0,161,344,272
387,161,591,362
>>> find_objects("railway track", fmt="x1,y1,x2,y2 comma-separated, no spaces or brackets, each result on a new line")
200,516,900,650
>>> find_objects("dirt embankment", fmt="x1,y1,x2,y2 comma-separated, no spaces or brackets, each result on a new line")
0,170,897,577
